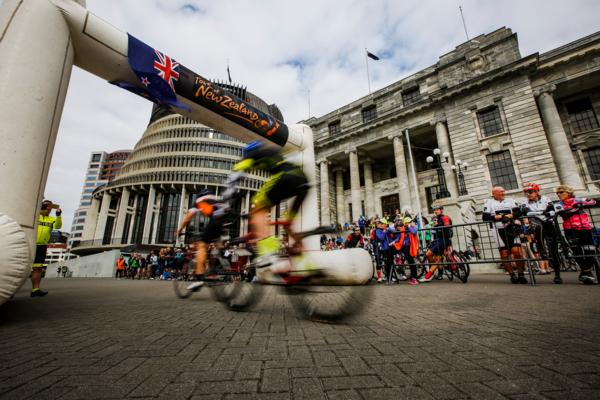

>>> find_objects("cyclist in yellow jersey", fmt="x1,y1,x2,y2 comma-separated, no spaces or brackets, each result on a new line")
31,200,62,297
234,141,310,266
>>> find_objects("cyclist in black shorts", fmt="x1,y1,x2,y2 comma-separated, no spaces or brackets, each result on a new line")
177,189,230,290
483,186,527,284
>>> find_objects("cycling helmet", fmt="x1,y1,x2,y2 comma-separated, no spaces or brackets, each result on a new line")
432,204,443,211
196,188,213,198
403,217,412,225
523,182,540,192
242,140,277,160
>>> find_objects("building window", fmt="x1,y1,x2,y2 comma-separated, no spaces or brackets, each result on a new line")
157,193,181,244
477,106,504,137
566,98,599,133
401,87,421,107
328,121,341,136
425,186,441,211
362,106,377,123
487,151,518,190
583,148,600,181
91,154,102,162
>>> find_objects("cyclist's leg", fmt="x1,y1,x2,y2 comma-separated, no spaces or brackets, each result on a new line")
573,230,597,283
194,218,223,278
194,241,208,276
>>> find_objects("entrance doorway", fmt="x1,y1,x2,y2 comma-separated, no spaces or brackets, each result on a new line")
381,194,399,217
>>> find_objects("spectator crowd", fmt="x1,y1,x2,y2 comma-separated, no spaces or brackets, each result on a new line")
114,183,598,287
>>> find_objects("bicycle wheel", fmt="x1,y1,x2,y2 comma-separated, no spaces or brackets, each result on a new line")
450,251,469,283
286,284,372,322
173,273,195,299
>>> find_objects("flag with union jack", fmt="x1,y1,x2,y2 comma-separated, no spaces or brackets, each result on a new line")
113,34,190,111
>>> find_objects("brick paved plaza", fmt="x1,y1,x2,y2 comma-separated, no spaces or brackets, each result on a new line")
1,274,600,400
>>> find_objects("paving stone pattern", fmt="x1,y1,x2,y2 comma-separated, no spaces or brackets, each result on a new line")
1,274,600,399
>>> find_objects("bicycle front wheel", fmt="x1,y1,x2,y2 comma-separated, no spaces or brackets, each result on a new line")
173,275,195,299
450,251,470,283
286,284,372,322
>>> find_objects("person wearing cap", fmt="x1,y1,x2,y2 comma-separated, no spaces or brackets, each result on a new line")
177,189,229,291
344,226,365,249
555,185,598,285
31,200,62,297
521,183,554,276
419,204,453,282
482,186,527,284
392,217,419,285
370,219,391,282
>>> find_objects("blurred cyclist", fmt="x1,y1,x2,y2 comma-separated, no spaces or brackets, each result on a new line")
176,189,230,290
233,141,310,267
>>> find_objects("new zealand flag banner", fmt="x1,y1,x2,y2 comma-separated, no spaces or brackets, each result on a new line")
111,34,190,111
113,34,289,147
176,66,289,147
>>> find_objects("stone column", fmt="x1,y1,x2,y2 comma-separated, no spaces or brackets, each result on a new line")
114,188,130,243
150,192,163,244
82,197,101,241
362,159,376,219
127,193,137,243
319,161,331,226
176,186,188,243
142,185,156,244
93,193,112,242
536,85,585,190
347,150,362,222
333,167,346,224
390,135,412,209
433,119,458,197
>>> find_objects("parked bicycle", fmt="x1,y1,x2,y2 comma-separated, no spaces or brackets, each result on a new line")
418,245,470,283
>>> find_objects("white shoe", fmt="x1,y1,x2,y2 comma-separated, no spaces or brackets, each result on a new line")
418,274,434,283
186,281,205,291
398,274,407,281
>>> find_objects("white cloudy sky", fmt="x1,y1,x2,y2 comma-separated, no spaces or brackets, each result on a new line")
45,0,600,230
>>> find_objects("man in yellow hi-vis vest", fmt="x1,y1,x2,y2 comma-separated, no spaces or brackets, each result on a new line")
31,200,62,297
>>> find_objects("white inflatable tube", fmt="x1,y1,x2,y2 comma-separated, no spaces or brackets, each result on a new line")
256,248,373,285
0,0,74,305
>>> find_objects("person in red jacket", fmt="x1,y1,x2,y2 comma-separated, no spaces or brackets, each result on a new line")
392,217,419,285
344,227,365,248
556,185,597,284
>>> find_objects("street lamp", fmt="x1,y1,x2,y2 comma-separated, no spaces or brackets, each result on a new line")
450,160,469,196
426,148,451,199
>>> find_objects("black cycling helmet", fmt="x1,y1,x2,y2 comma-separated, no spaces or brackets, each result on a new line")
242,140,277,160
196,188,213,197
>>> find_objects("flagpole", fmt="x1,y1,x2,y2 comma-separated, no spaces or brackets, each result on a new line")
404,128,425,249
307,89,311,119
459,6,469,41
364,48,372,94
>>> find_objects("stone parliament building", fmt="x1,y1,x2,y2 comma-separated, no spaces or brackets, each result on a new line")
307,27,600,227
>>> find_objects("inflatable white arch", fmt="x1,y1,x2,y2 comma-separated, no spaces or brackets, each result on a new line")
0,0,371,305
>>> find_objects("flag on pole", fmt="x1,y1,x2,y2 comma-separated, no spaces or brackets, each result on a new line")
227,64,232,84
366,50,380,60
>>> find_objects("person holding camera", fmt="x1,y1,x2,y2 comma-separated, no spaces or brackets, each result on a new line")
483,187,527,284
32,199,62,296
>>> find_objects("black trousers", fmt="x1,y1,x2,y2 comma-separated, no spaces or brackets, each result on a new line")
565,229,596,273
